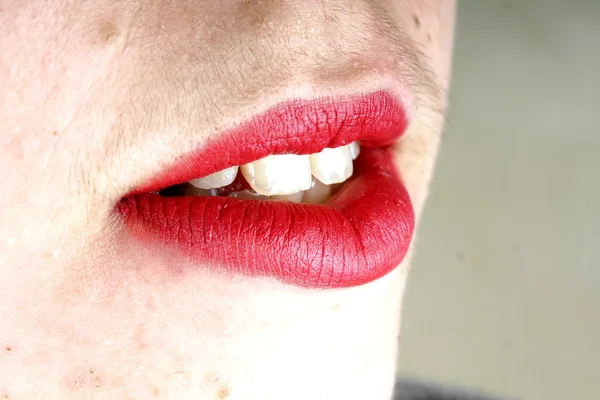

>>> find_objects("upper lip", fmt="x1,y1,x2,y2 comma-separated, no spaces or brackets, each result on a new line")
130,91,408,195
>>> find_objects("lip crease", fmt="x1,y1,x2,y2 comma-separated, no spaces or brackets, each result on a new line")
117,91,415,288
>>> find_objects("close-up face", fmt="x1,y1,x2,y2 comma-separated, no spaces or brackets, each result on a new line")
0,1,454,399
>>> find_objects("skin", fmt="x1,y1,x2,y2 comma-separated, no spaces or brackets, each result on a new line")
0,1,454,399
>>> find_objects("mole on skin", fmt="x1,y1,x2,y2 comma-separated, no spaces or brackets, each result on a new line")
97,21,121,48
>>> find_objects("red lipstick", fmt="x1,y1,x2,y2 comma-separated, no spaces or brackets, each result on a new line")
117,91,414,288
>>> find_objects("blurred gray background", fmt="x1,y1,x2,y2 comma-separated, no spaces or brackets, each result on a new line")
397,1,600,399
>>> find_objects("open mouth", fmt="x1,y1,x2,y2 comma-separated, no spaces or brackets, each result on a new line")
117,91,415,288
158,141,359,204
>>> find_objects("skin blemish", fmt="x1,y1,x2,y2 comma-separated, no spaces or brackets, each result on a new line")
97,21,121,47
235,0,284,32
254,14,265,27
218,384,231,399
413,14,421,29
64,368,104,391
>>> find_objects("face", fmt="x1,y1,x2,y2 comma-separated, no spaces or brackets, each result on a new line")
0,1,454,398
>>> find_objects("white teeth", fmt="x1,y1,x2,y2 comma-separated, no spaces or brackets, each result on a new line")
303,179,331,204
182,142,361,202
270,191,304,203
241,154,312,196
349,141,360,160
188,166,238,189
309,143,353,185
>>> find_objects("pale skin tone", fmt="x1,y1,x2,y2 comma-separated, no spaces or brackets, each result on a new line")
0,1,454,399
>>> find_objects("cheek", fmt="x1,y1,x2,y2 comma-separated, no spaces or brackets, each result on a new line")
384,0,455,215
1,1,146,167
0,2,151,241
2,4,127,116
403,0,456,81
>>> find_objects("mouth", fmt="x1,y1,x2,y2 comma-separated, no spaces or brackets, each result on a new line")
116,91,414,288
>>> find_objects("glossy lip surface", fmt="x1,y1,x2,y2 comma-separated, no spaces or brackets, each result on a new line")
117,91,415,288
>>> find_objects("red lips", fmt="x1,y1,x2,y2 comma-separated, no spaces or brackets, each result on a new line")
117,91,414,288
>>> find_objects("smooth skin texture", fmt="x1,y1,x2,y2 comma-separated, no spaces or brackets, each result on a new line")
0,1,454,399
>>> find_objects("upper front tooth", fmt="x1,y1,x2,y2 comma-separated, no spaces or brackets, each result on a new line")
188,166,238,189
349,141,360,160
309,144,353,185
241,154,312,196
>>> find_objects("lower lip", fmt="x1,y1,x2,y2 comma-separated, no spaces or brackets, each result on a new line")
117,93,415,288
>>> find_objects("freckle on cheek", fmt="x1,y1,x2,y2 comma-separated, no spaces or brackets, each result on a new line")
218,384,231,399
